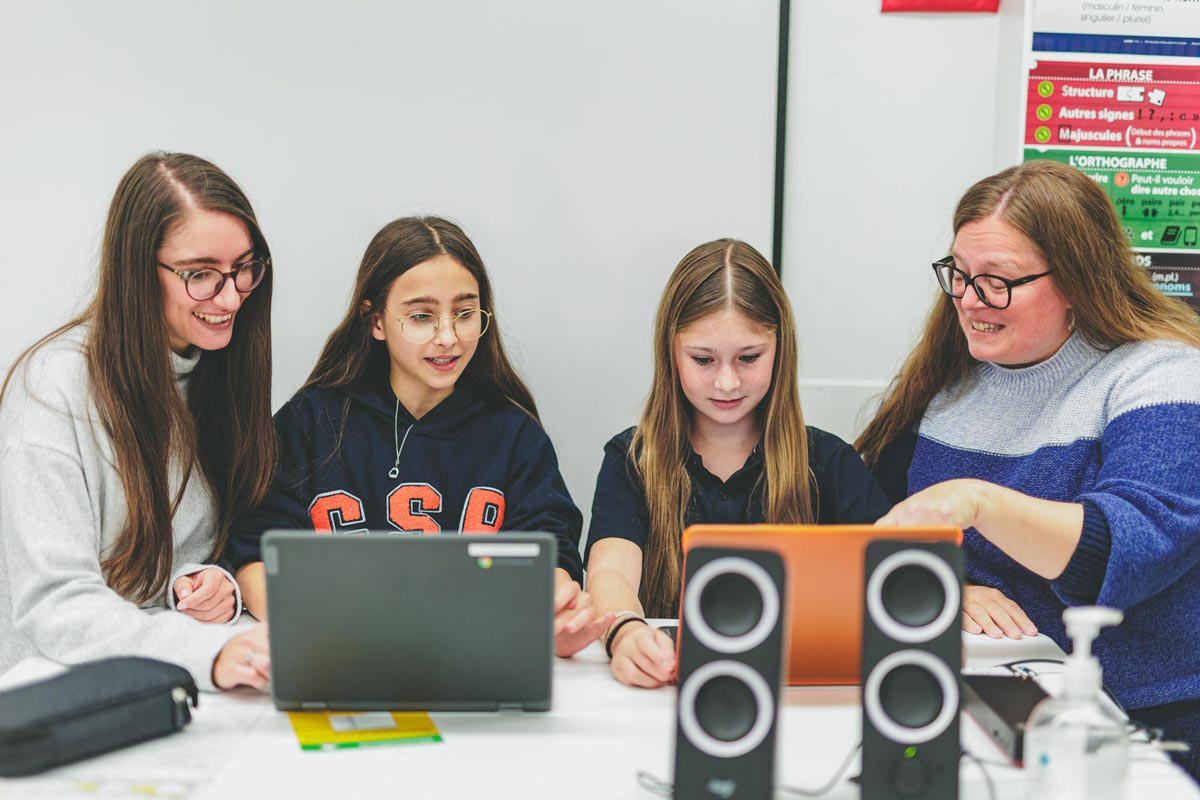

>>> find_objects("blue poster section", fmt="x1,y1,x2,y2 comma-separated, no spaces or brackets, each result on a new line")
1034,32,1200,57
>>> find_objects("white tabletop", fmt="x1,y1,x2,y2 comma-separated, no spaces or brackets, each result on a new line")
1,633,1195,800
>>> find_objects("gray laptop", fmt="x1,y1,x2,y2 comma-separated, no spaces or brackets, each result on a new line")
262,531,555,712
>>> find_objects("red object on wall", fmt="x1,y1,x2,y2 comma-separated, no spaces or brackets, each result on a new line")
882,0,999,11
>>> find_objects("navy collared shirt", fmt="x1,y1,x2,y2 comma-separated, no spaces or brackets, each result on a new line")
585,425,892,560
682,440,768,524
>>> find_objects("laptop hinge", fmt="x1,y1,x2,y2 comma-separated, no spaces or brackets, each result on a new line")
497,703,523,712
300,702,327,710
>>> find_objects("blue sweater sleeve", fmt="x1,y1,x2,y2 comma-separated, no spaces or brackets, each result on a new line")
501,417,585,584
225,399,323,571
1051,499,1111,604
1063,401,1200,609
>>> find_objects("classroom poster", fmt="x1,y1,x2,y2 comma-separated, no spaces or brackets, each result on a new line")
1023,0,1200,312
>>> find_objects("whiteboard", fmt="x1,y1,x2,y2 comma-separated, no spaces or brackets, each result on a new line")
0,1,779,536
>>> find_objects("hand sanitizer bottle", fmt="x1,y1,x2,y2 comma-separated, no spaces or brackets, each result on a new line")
1024,606,1128,800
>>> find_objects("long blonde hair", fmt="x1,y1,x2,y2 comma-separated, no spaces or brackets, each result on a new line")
633,239,814,616
856,159,1200,468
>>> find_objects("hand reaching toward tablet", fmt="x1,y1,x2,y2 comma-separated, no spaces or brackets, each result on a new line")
553,580,613,657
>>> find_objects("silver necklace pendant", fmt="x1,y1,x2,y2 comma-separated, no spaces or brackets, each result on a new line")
389,396,402,480
388,397,415,482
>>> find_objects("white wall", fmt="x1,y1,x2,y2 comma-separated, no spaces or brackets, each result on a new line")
0,1,778,530
784,1,1027,442
1,1,1031,531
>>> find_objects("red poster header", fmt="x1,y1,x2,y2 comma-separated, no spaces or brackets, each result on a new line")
1026,61,1200,151
882,0,998,10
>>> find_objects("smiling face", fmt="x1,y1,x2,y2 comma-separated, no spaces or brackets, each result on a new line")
951,216,1073,367
156,209,256,354
372,254,482,418
675,307,776,439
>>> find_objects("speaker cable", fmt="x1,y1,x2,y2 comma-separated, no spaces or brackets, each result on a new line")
776,741,861,797
635,741,863,799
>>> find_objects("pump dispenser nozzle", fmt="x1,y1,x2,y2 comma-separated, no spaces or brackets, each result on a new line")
1061,606,1123,699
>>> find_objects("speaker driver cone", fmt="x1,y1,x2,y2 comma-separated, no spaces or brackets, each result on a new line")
678,660,775,759
696,674,758,741
866,550,960,644
685,557,780,654
863,650,959,745
700,573,764,638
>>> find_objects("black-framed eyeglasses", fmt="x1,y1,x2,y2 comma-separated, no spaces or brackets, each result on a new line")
932,257,1052,310
158,258,270,301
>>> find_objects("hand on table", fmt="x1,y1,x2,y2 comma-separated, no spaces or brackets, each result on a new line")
553,581,613,658
174,568,236,624
610,623,675,689
213,624,271,690
963,585,1038,639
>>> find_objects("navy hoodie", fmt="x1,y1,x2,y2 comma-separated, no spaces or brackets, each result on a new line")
227,370,584,582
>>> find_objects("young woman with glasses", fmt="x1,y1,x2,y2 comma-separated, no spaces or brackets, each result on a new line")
584,239,892,688
0,152,276,691
227,216,610,656
857,160,1200,779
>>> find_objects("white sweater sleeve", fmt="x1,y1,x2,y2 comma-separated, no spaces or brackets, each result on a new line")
0,442,240,691
166,563,244,625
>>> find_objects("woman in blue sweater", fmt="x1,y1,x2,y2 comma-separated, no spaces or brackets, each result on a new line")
857,160,1200,776
228,216,608,656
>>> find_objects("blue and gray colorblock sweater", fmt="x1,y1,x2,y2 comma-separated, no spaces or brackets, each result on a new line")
877,333,1200,712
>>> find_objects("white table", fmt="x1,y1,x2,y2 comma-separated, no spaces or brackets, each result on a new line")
1,633,1195,800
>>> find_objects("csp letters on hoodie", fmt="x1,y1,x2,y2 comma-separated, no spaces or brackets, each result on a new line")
226,371,584,581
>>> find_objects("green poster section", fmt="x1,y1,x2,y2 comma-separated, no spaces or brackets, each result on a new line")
1025,148,1200,246
1024,149,1200,309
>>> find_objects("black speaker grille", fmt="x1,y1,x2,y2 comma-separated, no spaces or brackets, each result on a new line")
700,573,764,638
882,564,945,628
695,674,758,742
879,664,944,729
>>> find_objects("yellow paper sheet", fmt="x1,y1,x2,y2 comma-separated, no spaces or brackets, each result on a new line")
286,711,442,751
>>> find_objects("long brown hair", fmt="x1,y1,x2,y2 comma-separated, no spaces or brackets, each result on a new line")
634,239,814,616
1,152,277,602
305,216,537,418
856,159,1200,468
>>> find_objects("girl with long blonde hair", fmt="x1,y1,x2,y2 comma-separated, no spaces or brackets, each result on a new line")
585,239,890,688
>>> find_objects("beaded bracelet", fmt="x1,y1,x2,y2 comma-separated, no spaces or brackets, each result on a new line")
604,614,648,659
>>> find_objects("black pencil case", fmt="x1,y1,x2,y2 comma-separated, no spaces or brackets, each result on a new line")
0,656,198,776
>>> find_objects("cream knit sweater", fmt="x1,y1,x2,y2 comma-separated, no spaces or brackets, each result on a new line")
0,326,243,690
